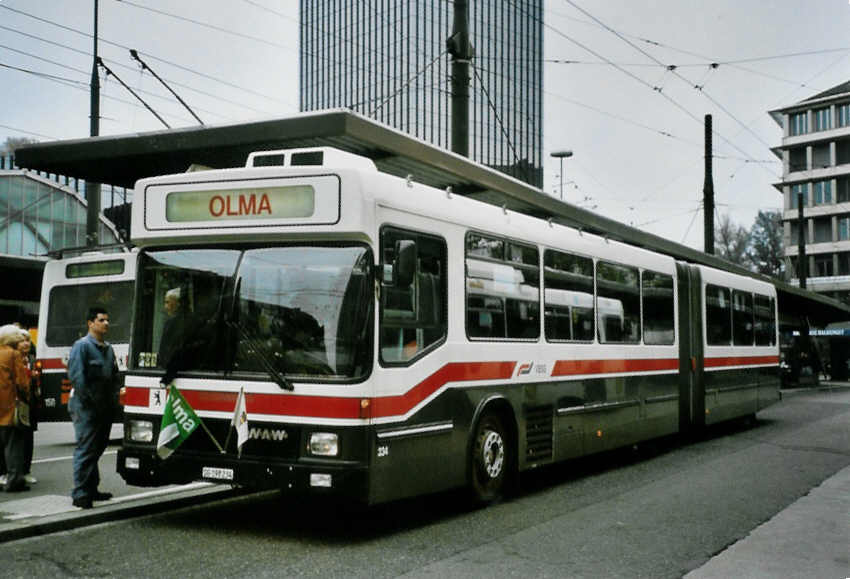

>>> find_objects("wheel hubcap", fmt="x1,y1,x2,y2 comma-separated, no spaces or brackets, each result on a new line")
481,430,505,479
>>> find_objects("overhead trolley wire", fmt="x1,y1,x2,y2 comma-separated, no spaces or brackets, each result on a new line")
0,5,288,112
0,41,234,122
561,0,778,177
0,60,198,126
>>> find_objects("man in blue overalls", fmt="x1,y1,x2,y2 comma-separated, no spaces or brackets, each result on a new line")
68,307,119,509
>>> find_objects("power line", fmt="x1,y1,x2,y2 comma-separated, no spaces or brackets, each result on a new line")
559,0,779,180
112,0,294,52
0,124,57,140
0,59,197,126
0,6,289,111
0,61,86,88
0,42,232,121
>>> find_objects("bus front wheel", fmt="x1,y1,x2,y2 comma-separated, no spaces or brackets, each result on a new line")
469,412,511,504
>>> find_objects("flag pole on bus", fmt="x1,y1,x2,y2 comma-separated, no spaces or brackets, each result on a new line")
224,386,249,458
157,383,223,458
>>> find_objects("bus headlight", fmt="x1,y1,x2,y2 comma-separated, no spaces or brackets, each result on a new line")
129,420,154,443
308,432,339,456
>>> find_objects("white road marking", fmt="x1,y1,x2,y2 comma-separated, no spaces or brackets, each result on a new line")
32,450,118,464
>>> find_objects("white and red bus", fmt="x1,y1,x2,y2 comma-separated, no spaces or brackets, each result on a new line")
36,250,135,421
117,147,778,504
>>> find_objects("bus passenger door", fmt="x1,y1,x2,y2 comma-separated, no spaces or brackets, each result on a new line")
676,262,704,434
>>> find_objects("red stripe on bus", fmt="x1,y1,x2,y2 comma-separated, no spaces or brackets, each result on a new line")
370,361,516,417
123,361,516,419
552,358,679,376
38,358,66,370
704,355,779,368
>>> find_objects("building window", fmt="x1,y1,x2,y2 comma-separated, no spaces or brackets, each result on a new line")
813,217,831,243
789,112,807,136
812,143,830,168
788,147,807,172
814,180,832,205
837,139,850,165
790,183,807,209
838,103,850,128
839,216,850,241
813,107,832,131
838,252,850,275
838,177,850,203
814,254,834,277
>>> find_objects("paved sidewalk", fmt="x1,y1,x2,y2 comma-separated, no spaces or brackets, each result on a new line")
686,464,850,579
0,481,240,543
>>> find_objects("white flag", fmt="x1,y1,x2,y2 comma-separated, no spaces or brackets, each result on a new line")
231,387,249,457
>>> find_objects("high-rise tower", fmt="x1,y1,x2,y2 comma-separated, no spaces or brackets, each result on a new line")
299,0,543,187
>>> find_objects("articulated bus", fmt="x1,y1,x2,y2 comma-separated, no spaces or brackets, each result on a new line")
117,147,779,505
36,251,136,421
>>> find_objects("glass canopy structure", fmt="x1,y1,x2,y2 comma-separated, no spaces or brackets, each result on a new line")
0,170,121,258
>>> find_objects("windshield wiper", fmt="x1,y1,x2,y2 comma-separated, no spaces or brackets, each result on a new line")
227,319,294,391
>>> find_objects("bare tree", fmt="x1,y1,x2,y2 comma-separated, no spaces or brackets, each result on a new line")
714,212,751,266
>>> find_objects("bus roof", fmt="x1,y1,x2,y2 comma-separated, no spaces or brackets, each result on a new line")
14,109,850,324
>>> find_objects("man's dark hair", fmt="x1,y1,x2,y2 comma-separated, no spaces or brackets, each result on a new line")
87,306,108,322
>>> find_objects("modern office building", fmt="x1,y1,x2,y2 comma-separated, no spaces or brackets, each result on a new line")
771,81,850,305
299,0,543,187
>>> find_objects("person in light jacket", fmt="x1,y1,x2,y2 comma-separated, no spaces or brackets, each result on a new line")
0,324,31,492
16,328,38,485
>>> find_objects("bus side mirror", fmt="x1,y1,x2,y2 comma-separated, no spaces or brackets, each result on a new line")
393,240,416,287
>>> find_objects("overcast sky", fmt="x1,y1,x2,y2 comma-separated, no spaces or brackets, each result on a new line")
2,0,850,250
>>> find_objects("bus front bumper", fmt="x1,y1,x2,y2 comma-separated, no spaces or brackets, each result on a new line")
117,447,369,501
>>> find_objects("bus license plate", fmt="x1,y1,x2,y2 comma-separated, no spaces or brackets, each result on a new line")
202,467,234,481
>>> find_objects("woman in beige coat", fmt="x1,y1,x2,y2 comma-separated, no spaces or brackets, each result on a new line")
0,324,31,492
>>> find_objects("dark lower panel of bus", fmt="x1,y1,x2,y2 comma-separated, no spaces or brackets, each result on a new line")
38,370,124,423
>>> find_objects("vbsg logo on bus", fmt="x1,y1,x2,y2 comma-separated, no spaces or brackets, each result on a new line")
165,185,315,222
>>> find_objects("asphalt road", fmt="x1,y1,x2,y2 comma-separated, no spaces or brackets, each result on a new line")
1,387,847,578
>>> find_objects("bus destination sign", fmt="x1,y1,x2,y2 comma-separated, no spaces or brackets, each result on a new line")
165,185,315,222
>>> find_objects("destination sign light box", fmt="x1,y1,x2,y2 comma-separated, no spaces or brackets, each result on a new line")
143,175,341,230
166,185,315,222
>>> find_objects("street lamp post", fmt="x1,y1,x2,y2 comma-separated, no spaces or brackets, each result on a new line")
551,150,573,200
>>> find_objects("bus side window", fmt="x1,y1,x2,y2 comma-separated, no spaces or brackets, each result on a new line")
596,261,640,344
706,284,732,345
754,294,776,346
642,270,675,345
379,227,447,364
543,249,594,342
732,290,754,346
466,233,539,340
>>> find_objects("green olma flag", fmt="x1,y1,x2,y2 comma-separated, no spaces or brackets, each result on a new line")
157,384,201,459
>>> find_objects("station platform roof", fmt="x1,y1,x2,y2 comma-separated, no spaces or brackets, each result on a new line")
15,109,850,326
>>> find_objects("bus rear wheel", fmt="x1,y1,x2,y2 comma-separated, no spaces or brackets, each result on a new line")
469,412,511,504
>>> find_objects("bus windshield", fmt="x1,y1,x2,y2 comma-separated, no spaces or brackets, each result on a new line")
46,282,135,347
132,245,373,382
